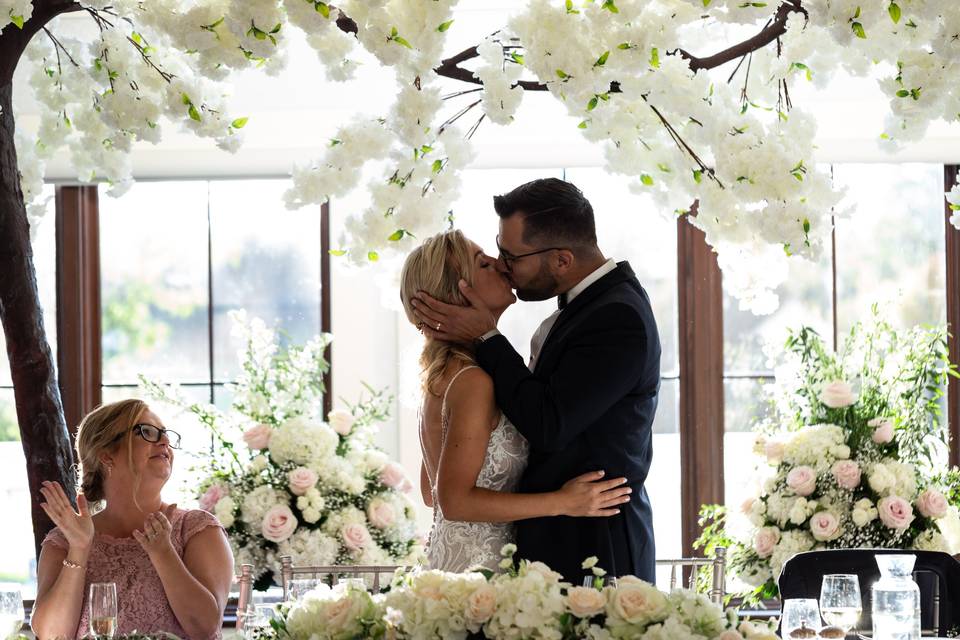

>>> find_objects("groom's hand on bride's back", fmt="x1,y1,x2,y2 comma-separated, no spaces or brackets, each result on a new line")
555,470,632,518
412,280,496,343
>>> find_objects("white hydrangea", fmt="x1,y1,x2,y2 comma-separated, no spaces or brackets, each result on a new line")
214,496,237,529
912,529,949,553
277,528,340,568
769,530,814,577
241,485,284,528
268,417,338,466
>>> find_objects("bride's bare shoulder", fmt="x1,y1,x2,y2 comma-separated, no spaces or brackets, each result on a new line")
445,366,495,413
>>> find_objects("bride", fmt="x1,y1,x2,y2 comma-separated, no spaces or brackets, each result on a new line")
400,229,632,573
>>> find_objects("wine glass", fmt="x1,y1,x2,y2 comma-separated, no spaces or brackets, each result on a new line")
0,583,24,640
820,574,862,634
288,578,322,601
781,598,821,638
89,582,118,639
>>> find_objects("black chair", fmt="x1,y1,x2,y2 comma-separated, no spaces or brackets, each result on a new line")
778,549,960,636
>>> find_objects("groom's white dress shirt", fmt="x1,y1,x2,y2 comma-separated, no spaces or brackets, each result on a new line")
527,258,618,370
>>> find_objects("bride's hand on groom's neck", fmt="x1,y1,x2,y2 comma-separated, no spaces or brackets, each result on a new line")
412,280,496,344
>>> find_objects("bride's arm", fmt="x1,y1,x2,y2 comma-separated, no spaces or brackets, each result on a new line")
436,368,630,523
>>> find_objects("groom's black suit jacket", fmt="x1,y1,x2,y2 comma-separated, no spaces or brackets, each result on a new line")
476,261,660,583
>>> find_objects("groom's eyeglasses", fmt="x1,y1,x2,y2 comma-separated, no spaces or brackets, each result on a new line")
496,236,566,272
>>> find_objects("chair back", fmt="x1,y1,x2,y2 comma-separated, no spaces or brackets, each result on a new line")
279,555,402,600
655,546,726,604
778,549,960,636
235,563,254,631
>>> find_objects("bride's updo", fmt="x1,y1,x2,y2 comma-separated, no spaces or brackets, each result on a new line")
400,229,478,396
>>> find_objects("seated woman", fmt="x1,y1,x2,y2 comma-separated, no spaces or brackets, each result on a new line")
31,399,234,640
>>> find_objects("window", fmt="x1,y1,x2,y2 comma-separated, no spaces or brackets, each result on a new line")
0,186,57,597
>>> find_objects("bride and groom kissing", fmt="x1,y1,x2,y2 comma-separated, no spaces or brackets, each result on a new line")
399,177,662,584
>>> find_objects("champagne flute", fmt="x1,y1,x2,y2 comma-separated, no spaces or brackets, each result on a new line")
820,573,862,633
89,582,118,639
0,583,24,640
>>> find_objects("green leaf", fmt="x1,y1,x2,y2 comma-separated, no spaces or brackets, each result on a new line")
10,14,24,29
270,23,282,34
578,120,589,129
565,0,579,13
329,249,347,256
367,251,379,262
388,230,406,241
649,47,659,69
693,170,703,184
601,0,619,13
640,174,654,186
431,159,443,173
853,6,861,19
910,87,922,100
703,0,711,6
802,218,811,234
393,35,413,49
657,163,670,173
852,22,866,38
587,96,599,111
594,51,610,67
888,2,901,23
188,104,202,121
556,69,569,79
131,32,143,45
181,93,192,106
316,2,330,18
437,19,454,32
791,62,813,81
390,26,398,37
510,52,524,65
617,42,633,50
896,89,910,97
231,117,249,129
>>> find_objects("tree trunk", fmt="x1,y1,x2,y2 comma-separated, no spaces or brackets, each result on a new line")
1,2,81,557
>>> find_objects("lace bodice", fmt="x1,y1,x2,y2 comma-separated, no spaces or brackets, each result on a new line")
41,508,224,640
422,366,529,573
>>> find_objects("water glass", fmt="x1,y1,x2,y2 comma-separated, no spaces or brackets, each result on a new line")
0,583,24,640
288,578,322,601
241,604,277,640
820,573,862,632
781,598,821,638
89,582,118,639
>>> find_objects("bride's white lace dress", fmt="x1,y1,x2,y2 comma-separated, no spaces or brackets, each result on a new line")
422,366,529,573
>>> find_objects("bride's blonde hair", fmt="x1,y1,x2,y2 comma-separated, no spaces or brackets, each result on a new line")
400,229,477,396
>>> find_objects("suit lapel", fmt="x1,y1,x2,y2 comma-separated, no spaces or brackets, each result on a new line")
532,262,638,374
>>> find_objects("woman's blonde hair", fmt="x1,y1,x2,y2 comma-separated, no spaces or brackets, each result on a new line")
75,399,149,506
400,229,478,395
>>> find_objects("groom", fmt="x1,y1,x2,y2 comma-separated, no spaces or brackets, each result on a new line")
412,177,661,582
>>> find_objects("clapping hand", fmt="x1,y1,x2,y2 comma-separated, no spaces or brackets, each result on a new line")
133,504,177,559
39,481,94,551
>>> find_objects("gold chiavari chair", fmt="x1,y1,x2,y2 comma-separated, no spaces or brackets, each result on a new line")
279,555,402,601
655,546,726,605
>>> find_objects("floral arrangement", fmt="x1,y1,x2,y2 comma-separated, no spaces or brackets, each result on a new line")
253,546,779,640
697,312,960,600
144,311,424,588
11,0,960,308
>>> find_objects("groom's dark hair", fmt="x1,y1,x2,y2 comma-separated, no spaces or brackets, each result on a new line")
493,178,597,252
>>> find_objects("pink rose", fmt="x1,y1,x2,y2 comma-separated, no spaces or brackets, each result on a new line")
288,467,318,496
831,460,862,490
869,418,895,444
878,496,915,530
820,380,857,408
810,511,841,541
740,497,756,516
328,410,355,436
243,423,272,450
379,462,412,493
199,483,228,513
916,489,949,519
341,523,372,551
262,505,298,543
787,466,817,497
754,527,780,558
367,498,397,529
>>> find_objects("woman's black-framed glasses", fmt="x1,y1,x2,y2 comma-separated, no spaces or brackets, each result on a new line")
132,423,181,449
495,236,566,271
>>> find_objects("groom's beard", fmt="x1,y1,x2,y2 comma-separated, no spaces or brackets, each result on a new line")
513,261,560,302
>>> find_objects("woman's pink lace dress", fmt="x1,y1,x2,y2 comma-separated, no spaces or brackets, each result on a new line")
42,508,224,640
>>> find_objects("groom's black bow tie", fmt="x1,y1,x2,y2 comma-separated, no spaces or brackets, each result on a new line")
558,293,568,310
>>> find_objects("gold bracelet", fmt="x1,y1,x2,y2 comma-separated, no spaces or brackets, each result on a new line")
62,558,85,570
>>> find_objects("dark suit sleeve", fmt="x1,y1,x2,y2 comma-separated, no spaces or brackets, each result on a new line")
476,303,648,452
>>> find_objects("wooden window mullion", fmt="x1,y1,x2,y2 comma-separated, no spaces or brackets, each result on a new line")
946,166,960,467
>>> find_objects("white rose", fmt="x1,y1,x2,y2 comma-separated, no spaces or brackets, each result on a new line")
754,527,780,558
786,466,817,496
465,584,497,624
869,463,896,495
852,498,878,527
214,496,235,528
917,489,949,519
809,511,841,541
869,418,895,444
789,498,811,525
610,578,669,625
820,380,857,408
328,409,355,436
262,505,298,543
565,586,606,618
